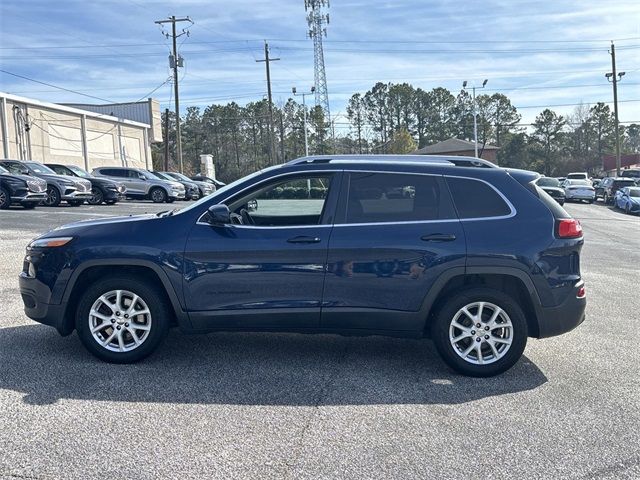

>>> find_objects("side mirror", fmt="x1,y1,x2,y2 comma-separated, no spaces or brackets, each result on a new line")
247,198,258,212
206,204,231,225
138,174,147,180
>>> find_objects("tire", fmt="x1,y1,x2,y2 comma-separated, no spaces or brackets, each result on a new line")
44,186,61,207
149,187,167,203
22,203,37,210
75,276,170,363
105,200,117,205
0,186,10,209
626,204,631,214
88,187,104,205
431,287,528,377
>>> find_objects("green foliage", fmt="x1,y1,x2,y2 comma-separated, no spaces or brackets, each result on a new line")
388,128,417,154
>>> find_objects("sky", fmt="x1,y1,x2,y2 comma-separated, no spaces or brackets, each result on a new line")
0,0,638,134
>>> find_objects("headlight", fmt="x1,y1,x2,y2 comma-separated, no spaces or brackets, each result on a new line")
61,180,76,186
28,237,73,249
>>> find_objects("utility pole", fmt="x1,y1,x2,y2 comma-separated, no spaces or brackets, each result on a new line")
256,42,280,165
155,15,192,173
463,79,488,158
163,108,170,171
292,86,315,156
606,42,625,176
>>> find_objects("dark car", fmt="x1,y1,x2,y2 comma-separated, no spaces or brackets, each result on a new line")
154,171,200,200
18,155,586,377
163,172,215,198
0,160,93,207
190,174,225,189
0,165,47,209
596,177,637,204
45,164,126,205
620,169,640,179
535,176,565,205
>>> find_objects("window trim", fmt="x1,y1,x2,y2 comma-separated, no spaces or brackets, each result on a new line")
195,170,343,228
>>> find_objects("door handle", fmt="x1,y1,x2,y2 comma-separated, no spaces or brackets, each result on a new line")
421,233,456,242
287,236,321,244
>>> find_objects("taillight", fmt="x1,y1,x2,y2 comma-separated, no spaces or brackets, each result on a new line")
577,285,586,298
556,219,583,238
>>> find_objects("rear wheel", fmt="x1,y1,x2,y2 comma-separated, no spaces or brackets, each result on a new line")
75,276,170,363
44,186,61,207
0,186,10,209
149,187,167,203
431,288,528,377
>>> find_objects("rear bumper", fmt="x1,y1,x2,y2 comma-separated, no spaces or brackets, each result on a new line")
536,280,586,338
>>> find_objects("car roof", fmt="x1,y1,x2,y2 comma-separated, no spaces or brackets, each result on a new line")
286,154,497,169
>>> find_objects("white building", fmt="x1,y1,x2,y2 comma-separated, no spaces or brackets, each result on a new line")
0,92,162,170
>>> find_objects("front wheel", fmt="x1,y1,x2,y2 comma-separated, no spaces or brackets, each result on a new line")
149,187,167,203
431,288,528,377
44,186,61,207
88,187,104,205
0,186,10,209
75,277,170,363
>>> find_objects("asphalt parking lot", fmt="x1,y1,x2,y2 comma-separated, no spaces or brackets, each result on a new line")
0,200,639,479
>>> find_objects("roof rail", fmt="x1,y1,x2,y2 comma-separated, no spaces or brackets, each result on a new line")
286,154,497,168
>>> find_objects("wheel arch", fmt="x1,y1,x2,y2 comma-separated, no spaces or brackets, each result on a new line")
60,260,190,336
420,268,541,338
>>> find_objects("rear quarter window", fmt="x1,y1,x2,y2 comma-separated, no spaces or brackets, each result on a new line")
445,177,512,219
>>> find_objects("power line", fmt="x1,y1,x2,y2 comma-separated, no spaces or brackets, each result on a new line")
0,69,115,103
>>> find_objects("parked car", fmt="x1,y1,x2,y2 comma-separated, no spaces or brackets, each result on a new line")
613,186,640,214
19,154,587,377
596,177,637,204
620,169,640,179
591,179,601,189
566,172,591,184
556,177,566,184
154,171,200,200
163,172,215,198
561,179,595,203
535,176,565,205
190,174,225,189
0,165,47,209
45,163,126,205
92,167,185,203
0,160,92,207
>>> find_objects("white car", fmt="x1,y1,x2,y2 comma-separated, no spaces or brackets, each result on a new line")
562,179,595,203
567,172,591,185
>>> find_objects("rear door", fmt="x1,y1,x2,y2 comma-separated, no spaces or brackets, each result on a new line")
321,171,466,331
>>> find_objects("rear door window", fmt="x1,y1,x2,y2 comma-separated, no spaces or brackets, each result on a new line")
344,172,456,224
445,177,512,219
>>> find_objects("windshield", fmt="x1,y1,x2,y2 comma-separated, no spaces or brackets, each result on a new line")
25,162,57,175
66,165,91,178
568,179,589,186
153,172,172,181
537,177,560,187
168,172,191,182
142,170,163,180
628,188,640,198
174,165,281,216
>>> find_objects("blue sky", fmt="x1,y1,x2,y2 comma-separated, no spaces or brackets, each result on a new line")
0,0,638,133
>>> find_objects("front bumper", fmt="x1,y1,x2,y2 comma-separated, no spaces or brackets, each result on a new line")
19,271,71,335
536,280,586,338
61,190,93,201
12,192,47,204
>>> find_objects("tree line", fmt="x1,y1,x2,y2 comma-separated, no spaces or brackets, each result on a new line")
153,82,640,182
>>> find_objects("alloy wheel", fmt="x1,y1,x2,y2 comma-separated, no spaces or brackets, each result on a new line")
44,187,59,206
448,301,513,365
88,289,152,353
0,188,8,209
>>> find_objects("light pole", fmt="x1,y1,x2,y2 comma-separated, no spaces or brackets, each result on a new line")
292,86,315,156
606,42,625,176
462,79,488,158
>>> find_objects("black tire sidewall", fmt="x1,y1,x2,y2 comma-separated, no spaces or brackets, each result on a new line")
45,186,61,207
0,186,9,209
89,187,104,205
431,287,528,377
150,188,166,203
75,276,170,363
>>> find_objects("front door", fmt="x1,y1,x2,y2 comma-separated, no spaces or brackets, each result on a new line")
183,171,341,330
321,171,466,331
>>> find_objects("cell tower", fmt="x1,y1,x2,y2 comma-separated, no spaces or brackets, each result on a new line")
305,0,330,121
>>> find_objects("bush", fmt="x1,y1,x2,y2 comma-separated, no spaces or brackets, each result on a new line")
309,187,327,199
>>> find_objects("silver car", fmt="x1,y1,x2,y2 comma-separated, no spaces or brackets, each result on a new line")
93,167,185,203
0,160,93,207
162,171,215,198
562,179,595,203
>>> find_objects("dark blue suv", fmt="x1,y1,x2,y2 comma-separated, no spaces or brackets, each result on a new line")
19,155,586,376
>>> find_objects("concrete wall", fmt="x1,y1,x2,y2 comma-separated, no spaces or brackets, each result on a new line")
1,93,150,171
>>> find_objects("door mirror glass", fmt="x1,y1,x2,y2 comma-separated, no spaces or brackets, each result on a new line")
206,204,231,225
247,198,258,212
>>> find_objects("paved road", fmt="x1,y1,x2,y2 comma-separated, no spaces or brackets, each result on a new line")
0,200,638,479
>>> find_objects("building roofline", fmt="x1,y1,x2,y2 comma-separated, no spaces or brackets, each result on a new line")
0,91,151,128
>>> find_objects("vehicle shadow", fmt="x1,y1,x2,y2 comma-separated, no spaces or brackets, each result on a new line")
0,325,547,406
